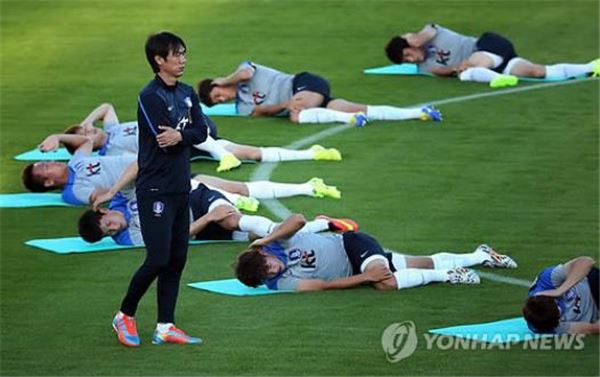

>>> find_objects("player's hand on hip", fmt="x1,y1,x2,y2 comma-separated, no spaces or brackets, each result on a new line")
39,135,60,152
156,126,182,147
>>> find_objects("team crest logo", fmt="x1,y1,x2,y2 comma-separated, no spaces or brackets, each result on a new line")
152,201,164,217
252,91,266,105
184,96,192,108
435,49,451,65
300,250,316,269
85,162,101,177
288,248,301,262
123,126,137,136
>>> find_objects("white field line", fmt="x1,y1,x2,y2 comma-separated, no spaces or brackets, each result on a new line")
250,78,595,286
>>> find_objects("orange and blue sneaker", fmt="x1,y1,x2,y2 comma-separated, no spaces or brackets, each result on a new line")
316,215,359,232
152,325,203,345
112,312,140,347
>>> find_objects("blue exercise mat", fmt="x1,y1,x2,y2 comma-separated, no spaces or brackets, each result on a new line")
363,63,590,82
200,103,239,117
13,148,92,161
188,278,292,296
0,193,73,208
25,237,243,254
428,317,549,343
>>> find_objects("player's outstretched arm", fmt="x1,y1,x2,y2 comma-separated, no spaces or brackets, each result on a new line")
79,103,119,130
567,320,600,335
536,257,596,297
403,24,437,48
251,102,290,117
92,161,138,209
296,266,393,292
250,213,306,246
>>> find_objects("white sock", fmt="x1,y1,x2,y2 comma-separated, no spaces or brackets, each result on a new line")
391,252,407,270
298,108,353,124
260,147,314,162
458,67,502,83
298,219,329,233
246,181,313,199
193,135,229,159
430,251,488,270
238,215,277,237
156,322,174,333
393,269,449,289
366,105,422,121
545,63,593,80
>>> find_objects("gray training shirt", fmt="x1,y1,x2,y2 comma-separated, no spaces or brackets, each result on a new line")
100,121,139,157
235,61,294,116
265,232,354,291
418,24,477,73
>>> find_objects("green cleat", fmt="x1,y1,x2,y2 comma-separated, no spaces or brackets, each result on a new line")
217,153,242,172
489,74,519,89
311,145,342,161
308,177,341,199
234,196,260,212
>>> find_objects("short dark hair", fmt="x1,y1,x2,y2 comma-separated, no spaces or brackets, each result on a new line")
233,247,270,287
522,296,560,333
145,32,186,73
22,164,50,192
78,209,105,243
197,78,215,107
63,124,81,154
385,36,410,64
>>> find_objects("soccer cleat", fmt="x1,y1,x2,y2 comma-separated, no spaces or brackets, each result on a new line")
311,144,342,161
308,177,341,199
476,244,518,269
489,74,519,89
152,325,203,345
447,268,480,285
349,112,369,127
420,105,443,122
216,153,242,173
316,215,359,232
590,58,600,77
234,196,260,212
112,312,140,347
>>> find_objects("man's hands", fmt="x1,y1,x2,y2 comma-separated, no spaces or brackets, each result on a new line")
38,135,60,152
91,188,115,210
157,126,182,148
207,205,237,223
364,264,394,282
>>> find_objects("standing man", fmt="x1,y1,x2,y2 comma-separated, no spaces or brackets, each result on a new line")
112,32,207,347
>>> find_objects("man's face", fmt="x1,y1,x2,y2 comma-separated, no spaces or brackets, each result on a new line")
262,252,285,278
98,209,127,236
402,47,426,63
209,86,235,104
157,46,186,78
31,162,66,187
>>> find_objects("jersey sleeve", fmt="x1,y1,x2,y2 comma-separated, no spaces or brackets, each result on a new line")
137,92,170,136
273,274,301,291
238,61,257,76
550,264,567,287
528,266,558,296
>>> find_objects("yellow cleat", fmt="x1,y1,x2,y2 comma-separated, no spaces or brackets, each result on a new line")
311,145,342,161
216,153,242,172
234,196,259,212
489,74,519,89
591,58,600,77
309,177,341,199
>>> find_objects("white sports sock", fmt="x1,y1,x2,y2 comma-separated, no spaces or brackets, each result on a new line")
298,219,329,233
156,322,174,333
391,252,407,270
193,135,229,159
545,63,593,80
246,181,313,199
260,147,314,162
298,108,353,124
238,215,277,237
458,67,502,83
366,105,422,121
430,251,488,270
393,269,449,289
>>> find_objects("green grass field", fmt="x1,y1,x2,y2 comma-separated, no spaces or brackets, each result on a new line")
1,0,598,375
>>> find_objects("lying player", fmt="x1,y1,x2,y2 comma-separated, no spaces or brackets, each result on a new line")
523,256,599,335
234,214,517,292
385,23,599,88
79,183,356,245
197,61,442,126
40,102,342,172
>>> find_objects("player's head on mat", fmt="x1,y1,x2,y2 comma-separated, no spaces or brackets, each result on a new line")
63,124,105,154
522,295,561,333
197,79,236,107
78,208,127,242
21,162,67,192
145,31,187,75
385,36,426,64
233,246,286,287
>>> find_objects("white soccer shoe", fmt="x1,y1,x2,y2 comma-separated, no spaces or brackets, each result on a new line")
447,268,481,285
476,244,518,269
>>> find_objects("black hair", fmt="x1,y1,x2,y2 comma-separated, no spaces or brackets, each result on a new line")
145,32,187,73
522,296,560,333
22,164,51,192
197,78,215,107
385,36,410,64
78,209,105,243
233,247,270,288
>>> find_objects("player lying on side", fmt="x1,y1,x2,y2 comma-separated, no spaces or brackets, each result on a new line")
234,214,517,292
523,256,599,335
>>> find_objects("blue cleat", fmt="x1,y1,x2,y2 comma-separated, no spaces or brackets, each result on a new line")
349,112,369,127
152,325,203,345
420,105,443,122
